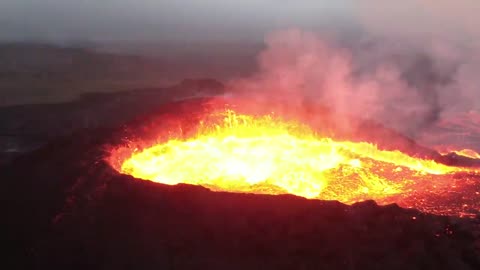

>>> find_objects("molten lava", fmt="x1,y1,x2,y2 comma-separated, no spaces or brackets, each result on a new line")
439,147,480,159
111,108,480,217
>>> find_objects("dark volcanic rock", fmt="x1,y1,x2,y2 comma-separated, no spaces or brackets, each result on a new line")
2,98,480,269
0,80,225,165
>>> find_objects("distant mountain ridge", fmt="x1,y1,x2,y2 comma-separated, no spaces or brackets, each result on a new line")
0,42,164,78
0,42,173,106
0,42,258,106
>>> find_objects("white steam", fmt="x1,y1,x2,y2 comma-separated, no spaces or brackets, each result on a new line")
229,29,448,136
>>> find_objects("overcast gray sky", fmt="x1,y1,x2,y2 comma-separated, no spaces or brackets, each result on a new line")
2,1,480,43
0,0,354,42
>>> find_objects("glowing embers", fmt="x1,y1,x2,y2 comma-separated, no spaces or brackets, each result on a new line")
115,109,479,211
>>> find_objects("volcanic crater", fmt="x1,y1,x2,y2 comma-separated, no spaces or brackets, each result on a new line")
3,97,480,269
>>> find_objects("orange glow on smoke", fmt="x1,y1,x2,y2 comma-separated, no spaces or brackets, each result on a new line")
111,109,480,217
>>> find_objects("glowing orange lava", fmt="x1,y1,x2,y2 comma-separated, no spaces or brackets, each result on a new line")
111,109,480,217
439,147,480,159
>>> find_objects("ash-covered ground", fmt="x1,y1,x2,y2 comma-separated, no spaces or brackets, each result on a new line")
2,97,480,270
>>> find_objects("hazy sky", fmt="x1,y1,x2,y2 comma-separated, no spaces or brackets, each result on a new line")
0,0,354,42
2,1,480,43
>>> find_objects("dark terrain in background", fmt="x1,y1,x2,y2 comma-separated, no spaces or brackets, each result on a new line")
0,41,260,164
0,42,259,106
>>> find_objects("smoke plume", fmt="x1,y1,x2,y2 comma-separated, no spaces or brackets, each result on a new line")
229,29,446,136
230,0,480,149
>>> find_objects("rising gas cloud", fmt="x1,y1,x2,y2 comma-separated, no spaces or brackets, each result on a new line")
229,0,480,149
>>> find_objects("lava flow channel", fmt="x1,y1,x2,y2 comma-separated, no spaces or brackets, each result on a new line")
112,109,480,217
